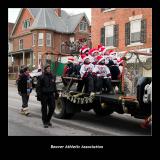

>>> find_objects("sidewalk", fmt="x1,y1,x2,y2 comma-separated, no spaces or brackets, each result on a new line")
8,80,16,85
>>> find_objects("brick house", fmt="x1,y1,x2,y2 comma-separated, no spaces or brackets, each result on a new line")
91,8,152,53
9,8,91,68
8,22,15,66
8,23,14,53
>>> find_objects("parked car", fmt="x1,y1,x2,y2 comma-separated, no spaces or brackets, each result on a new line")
29,68,42,88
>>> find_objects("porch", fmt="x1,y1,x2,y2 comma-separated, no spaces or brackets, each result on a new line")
8,49,34,79
8,49,34,68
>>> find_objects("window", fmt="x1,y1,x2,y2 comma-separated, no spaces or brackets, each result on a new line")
46,33,51,47
130,20,141,43
101,8,116,12
38,33,43,46
79,22,88,31
125,19,146,46
10,42,13,51
70,37,74,42
23,19,30,29
46,54,51,64
38,52,42,66
19,39,23,50
104,8,112,10
101,24,119,47
32,33,36,46
105,25,114,46
8,42,13,52
33,52,35,65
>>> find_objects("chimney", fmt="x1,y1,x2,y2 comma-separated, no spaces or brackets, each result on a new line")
55,8,61,17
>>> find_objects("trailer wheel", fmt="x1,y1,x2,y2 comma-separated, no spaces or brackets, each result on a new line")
136,77,152,118
93,102,113,116
54,97,74,119
137,77,152,105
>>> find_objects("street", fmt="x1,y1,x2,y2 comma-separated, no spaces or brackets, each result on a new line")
8,8,152,137
8,82,151,136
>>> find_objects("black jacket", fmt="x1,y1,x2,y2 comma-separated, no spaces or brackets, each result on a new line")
36,72,57,96
66,63,75,76
17,73,30,94
107,60,120,80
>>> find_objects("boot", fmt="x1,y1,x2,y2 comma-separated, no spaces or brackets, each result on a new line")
43,123,49,128
23,107,30,116
47,122,52,127
20,108,25,115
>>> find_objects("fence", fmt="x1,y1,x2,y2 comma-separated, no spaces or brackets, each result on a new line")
122,52,152,96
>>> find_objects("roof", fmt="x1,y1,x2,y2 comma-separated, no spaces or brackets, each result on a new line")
12,8,90,35
31,8,68,33
11,8,90,36
28,8,41,17
64,12,86,33
8,22,15,38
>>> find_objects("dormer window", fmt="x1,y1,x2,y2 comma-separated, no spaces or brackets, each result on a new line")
23,19,30,29
79,21,88,31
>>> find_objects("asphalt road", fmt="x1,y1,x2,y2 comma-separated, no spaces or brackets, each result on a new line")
8,83,151,136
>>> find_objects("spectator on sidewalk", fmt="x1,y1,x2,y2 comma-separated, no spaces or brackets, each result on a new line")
16,65,25,86
17,66,32,116
36,64,59,128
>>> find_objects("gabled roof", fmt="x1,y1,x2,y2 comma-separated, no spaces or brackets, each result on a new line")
8,22,15,38
11,8,90,36
64,12,86,33
10,8,23,36
10,8,37,36
28,8,41,17
31,8,68,33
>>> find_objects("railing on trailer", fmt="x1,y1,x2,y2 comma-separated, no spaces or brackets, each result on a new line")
120,50,152,97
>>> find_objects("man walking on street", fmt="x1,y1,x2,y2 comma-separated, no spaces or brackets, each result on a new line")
17,66,32,116
36,64,59,128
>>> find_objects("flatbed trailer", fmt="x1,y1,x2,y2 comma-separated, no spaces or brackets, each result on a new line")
54,76,151,120
53,50,152,127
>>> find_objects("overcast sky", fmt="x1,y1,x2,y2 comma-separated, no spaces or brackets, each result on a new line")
8,8,91,24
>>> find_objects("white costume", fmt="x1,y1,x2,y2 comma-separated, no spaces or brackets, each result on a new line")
93,65,111,78
80,63,94,78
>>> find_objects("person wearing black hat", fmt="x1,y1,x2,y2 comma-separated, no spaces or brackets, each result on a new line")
36,64,59,128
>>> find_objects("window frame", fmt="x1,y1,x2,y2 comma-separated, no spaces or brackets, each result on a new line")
22,19,30,30
46,33,52,47
70,36,74,43
32,33,36,46
38,33,44,46
79,21,88,32
38,52,42,66
105,24,114,47
33,52,35,66
130,19,141,44
19,39,23,50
